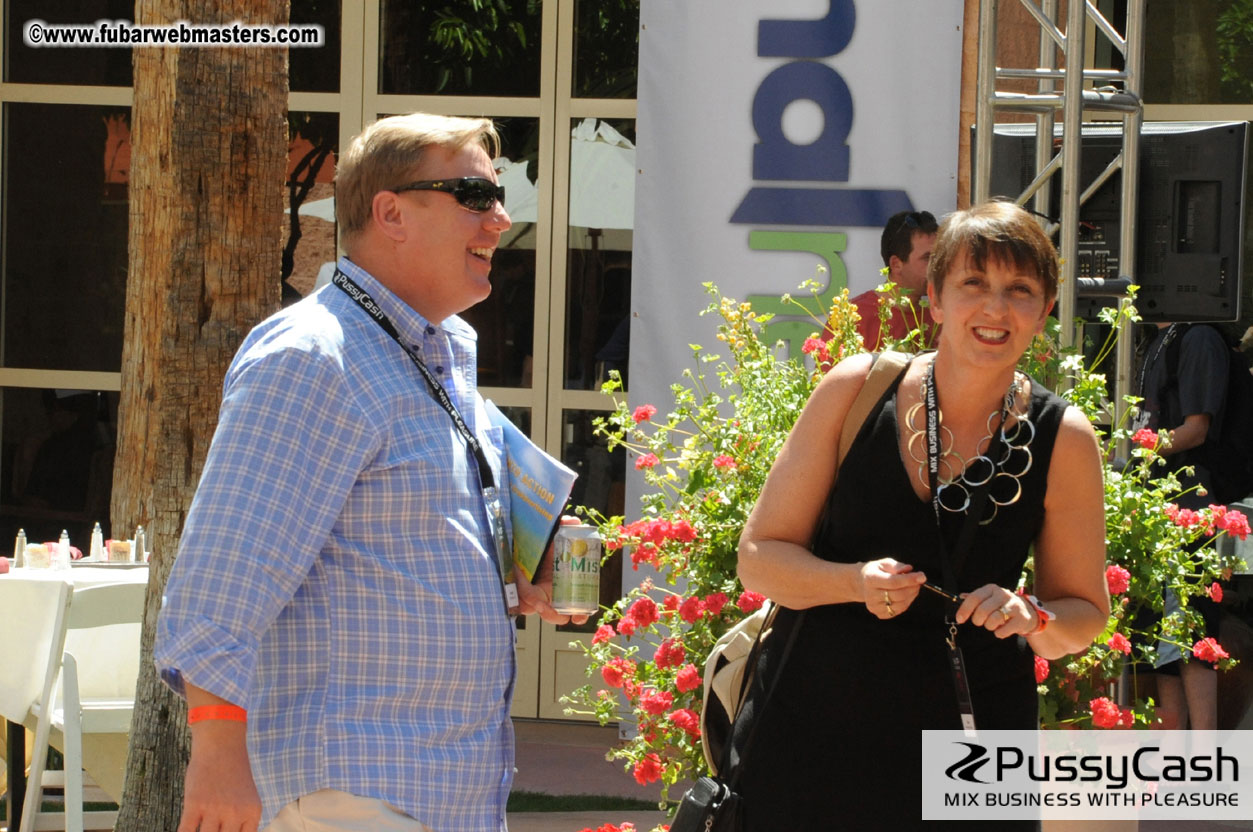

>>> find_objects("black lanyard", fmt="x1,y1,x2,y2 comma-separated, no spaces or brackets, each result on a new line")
331,268,518,614
923,359,1008,737
332,268,495,488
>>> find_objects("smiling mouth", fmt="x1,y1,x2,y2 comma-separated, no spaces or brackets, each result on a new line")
973,326,1009,344
469,247,494,264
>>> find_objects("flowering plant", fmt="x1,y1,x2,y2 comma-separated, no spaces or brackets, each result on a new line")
563,282,1248,824
1032,299,1248,728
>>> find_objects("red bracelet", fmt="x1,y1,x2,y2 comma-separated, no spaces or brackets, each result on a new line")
1018,589,1056,636
187,704,247,725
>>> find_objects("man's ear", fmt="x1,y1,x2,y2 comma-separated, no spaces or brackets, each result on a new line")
371,190,408,243
888,254,905,280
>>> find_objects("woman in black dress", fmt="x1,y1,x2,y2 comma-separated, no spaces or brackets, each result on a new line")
735,201,1109,830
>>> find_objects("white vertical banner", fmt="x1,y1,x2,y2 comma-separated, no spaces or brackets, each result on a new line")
622,0,964,556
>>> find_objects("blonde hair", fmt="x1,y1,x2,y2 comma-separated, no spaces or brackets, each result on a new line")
336,113,501,247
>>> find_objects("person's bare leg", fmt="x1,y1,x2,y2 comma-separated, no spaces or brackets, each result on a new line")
1181,660,1218,730
1155,672,1188,729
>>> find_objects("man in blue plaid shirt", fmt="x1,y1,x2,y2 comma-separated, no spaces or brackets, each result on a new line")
155,113,585,832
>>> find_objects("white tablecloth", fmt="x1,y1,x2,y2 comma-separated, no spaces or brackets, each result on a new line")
0,564,149,800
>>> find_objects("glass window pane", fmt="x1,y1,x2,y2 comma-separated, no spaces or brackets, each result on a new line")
283,112,339,304
3,103,129,372
5,0,134,85
463,118,540,388
290,0,340,92
558,409,624,632
0,388,119,549
1144,1,1253,104
573,0,639,98
378,3,542,96
494,406,531,437
564,119,633,391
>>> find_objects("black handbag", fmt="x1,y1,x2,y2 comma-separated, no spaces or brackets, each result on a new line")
669,606,803,832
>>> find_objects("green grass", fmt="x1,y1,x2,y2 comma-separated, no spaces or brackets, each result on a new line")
506,790,663,813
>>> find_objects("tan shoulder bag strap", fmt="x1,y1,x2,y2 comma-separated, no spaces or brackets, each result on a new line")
835,350,911,466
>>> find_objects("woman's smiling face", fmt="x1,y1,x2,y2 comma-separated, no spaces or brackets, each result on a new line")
928,248,1053,366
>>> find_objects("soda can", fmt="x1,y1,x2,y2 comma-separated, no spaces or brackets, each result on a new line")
551,525,601,616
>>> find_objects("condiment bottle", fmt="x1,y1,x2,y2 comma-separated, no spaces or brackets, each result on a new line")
90,522,104,562
14,528,26,567
56,529,71,570
134,526,146,564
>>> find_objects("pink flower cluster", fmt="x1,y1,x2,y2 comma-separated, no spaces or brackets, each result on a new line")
616,597,659,636
1105,564,1130,595
577,824,641,832
1106,633,1132,655
1194,637,1230,664
632,404,658,423
653,638,686,669
612,518,698,570
1163,503,1251,540
1131,428,1159,450
1090,696,1134,729
1034,656,1049,684
801,336,832,366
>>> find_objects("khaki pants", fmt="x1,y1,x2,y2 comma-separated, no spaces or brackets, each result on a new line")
265,789,436,832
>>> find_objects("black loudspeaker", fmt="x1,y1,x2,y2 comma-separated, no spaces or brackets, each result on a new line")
984,121,1250,323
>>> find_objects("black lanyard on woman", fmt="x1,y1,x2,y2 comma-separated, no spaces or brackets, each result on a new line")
923,359,1006,737
332,268,519,614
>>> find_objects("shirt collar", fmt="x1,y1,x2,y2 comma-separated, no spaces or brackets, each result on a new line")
335,256,477,344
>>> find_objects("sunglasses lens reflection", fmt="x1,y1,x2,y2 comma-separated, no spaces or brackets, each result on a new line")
457,179,505,212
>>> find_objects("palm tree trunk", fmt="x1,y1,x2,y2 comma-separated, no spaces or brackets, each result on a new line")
112,3,287,830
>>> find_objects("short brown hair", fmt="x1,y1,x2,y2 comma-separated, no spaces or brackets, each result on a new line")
336,113,501,248
927,201,1059,301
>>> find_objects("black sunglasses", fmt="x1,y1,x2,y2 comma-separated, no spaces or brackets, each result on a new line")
391,177,505,212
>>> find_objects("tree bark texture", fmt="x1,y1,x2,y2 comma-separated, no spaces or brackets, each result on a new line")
113,3,287,830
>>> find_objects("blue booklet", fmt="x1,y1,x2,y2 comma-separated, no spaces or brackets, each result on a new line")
485,400,579,581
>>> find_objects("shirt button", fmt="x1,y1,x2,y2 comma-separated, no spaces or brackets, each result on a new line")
426,325,436,335
436,366,445,374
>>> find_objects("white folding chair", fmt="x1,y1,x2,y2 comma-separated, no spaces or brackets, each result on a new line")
21,581,146,832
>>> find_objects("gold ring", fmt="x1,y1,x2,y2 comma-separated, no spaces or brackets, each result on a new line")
998,605,1012,623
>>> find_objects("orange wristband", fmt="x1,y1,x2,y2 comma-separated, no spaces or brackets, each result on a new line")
187,704,247,725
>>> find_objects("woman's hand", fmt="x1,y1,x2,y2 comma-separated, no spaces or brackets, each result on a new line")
955,583,1037,637
860,558,926,619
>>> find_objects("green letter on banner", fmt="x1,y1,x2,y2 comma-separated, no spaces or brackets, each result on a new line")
746,231,847,357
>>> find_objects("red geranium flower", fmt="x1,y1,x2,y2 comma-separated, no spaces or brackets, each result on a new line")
633,753,663,785
635,453,660,470
1107,632,1132,655
1208,582,1224,603
632,404,658,423
626,596,659,629
662,594,682,614
1105,565,1130,595
1034,656,1049,684
1194,637,1230,664
640,689,674,716
713,454,736,470
679,596,704,623
1090,696,1122,729
670,518,698,543
737,590,766,612
668,707,701,739
602,663,626,688
592,624,615,645
654,638,686,669
1218,510,1251,541
703,592,729,616
675,663,701,693
1132,428,1159,450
